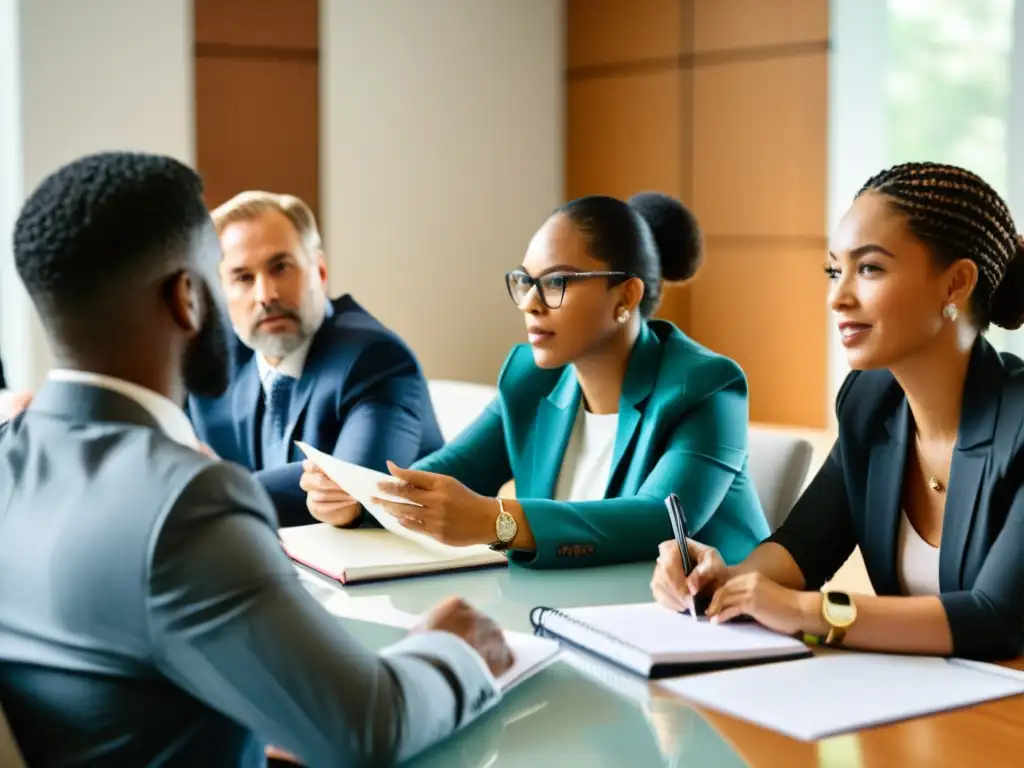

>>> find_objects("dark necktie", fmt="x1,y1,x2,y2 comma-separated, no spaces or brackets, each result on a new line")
260,372,294,469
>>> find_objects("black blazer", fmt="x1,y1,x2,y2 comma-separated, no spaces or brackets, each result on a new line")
770,336,1024,660
0,355,6,390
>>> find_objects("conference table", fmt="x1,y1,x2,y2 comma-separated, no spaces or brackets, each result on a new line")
297,562,1024,767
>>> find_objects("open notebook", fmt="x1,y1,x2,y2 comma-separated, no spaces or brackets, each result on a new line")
280,444,506,583
530,602,812,678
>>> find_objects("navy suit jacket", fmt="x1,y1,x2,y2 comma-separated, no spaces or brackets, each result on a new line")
188,295,443,527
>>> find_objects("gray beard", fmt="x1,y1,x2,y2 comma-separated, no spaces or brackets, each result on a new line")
249,329,308,360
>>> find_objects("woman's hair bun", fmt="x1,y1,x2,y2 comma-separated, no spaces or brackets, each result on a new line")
989,235,1024,330
627,192,703,282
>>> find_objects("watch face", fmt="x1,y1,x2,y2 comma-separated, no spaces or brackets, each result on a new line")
496,512,517,542
825,592,856,625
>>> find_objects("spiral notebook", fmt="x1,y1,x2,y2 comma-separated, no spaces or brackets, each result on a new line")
530,602,812,679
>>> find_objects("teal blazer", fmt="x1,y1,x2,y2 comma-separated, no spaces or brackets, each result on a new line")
413,321,770,568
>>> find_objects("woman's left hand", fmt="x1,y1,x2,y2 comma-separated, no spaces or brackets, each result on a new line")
372,461,497,547
705,573,818,635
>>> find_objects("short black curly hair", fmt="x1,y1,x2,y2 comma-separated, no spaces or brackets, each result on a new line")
13,151,211,319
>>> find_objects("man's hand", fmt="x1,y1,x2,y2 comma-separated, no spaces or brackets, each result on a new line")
299,459,362,527
416,596,514,678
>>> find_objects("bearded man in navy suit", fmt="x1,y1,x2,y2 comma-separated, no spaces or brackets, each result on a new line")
187,191,443,527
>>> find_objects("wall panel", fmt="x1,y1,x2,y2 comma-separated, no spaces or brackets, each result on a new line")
690,240,828,427
566,0,830,427
195,57,319,215
193,0,320,217
567,0,688,69
692,53,828,238
566,71,689,202
692,0,828,53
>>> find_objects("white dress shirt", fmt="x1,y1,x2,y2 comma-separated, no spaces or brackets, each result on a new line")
47,369,200,450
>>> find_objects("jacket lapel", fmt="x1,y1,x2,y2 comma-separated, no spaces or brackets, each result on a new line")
606,325,660,495
864,399,909,596
232,357,261,468
529,368,580,499
939,339,999,591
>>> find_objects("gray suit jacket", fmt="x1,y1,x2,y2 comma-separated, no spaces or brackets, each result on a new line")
0,381,499,766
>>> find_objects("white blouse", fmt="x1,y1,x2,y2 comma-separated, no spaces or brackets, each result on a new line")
896,509,941,596
553,407,619,502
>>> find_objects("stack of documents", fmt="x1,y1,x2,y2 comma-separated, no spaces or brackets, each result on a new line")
278,443,507,584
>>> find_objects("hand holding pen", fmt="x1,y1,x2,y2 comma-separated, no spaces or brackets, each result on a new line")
655,494,728,617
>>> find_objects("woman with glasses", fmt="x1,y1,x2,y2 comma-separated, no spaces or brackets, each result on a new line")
301,193,770,568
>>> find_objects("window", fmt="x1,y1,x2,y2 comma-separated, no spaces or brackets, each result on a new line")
886,0,1018,351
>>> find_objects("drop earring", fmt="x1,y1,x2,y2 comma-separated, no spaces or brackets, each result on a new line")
942,303,959,321
616,307,630,324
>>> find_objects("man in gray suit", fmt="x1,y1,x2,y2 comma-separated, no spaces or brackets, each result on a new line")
0,152,513,767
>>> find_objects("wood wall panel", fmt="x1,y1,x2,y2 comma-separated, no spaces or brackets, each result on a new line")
194,0,318,49
692,0,828,53
195,57,320,215
566,70,693,330
690,241,828,426
692,53,828,238
193,0,320,223
565,0,830,427
567,0,688,68
566,72,689,202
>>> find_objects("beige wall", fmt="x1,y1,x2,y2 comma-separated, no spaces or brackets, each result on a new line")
1,0,194,389
320,0,565,385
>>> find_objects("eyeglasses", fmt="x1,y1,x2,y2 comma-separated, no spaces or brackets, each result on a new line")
505,270,635,310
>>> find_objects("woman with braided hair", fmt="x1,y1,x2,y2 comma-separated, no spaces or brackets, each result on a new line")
652,161,1024,660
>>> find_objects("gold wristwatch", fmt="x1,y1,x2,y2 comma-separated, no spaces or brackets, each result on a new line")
821,590,857,646
491,498,517,551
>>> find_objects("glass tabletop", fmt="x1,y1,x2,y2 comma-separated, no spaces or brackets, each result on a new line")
297,560,658,633
300,563,749,767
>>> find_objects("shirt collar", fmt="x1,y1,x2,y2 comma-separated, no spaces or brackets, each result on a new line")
47,370,199,450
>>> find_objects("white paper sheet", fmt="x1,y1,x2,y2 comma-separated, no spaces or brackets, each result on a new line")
296,442,494,559
659,652,1024,741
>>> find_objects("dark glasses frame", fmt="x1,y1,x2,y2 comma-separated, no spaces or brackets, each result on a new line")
504,270,637,310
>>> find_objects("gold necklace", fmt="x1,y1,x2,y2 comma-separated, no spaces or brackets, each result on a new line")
915,435,947,494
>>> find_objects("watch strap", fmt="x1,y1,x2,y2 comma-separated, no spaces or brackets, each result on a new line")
825,626,848,646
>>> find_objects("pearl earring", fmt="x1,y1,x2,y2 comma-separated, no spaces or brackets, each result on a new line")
616,308,630,323
943,303,959,321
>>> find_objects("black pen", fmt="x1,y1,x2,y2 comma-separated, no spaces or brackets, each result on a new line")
664,493,708,620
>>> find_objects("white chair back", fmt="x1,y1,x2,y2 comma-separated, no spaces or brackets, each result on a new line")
427,380,499,443
747,426,814,532
0,703,27,768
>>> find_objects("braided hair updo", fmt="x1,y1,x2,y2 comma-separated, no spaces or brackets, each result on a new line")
857,162,1024,331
